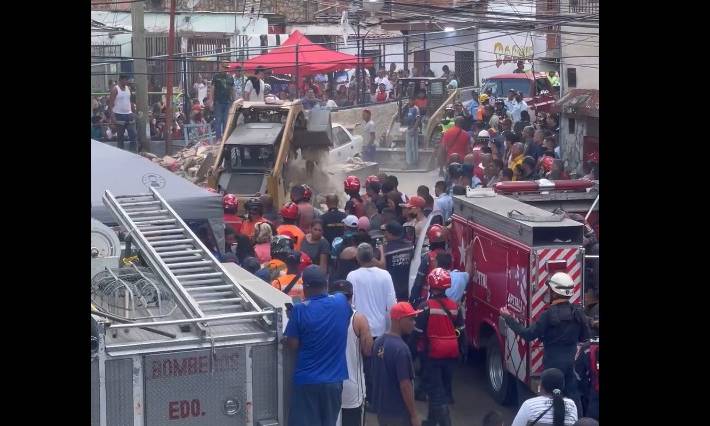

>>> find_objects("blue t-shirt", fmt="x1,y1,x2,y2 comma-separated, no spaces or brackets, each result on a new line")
371,334,415,417
445,270,470,304
284,292,351,385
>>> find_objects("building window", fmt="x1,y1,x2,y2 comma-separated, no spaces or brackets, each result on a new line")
567,68,577,88
260,35,268,55
568,118,576,134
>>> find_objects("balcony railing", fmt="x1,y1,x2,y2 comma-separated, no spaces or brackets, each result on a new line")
569,0,598,13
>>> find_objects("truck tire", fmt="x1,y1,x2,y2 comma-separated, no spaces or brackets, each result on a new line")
485,336,515,405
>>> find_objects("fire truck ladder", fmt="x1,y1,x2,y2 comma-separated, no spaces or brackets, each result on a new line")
102,188,263,320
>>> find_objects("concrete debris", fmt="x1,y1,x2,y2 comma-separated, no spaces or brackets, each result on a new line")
156,143,221,185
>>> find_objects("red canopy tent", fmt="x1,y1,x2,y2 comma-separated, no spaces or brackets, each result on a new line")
229,30,373,76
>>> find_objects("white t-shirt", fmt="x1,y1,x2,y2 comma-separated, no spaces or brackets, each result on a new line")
348,267,397,337
243,79,265,102
364,120,376,145
374,76,392,92
511,396,578,426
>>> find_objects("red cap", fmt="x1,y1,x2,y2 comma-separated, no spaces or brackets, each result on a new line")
400,195,425,209
390,302,423,320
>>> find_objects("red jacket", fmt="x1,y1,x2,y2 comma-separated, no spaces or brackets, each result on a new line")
424,297,460,359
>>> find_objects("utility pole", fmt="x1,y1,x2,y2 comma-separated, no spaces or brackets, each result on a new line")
131,0,149,153
164,0,177,155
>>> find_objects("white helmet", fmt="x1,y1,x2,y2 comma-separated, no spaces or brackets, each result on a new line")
547,272,575,297
477,130,490,139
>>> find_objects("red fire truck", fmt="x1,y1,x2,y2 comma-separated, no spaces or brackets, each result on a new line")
449,190,586,403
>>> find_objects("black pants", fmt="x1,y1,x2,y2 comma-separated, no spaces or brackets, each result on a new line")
423,358,456,407
342,404,365,426
363,337,378,405
377,415,410,426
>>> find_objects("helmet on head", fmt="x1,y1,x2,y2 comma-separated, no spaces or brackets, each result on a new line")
477,130,490,139
547,272,575,297
344,176,361,193
427,268,452,290
479,94,490,103
427,224,447,243
366,175,380,186
301,184,313,202
222,194,238,210
445,103,454,111
245,198,263,214
280,202,299,220
271,235,294,258
448,162,463,178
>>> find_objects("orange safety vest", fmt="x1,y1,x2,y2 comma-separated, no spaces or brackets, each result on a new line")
272,274,304,300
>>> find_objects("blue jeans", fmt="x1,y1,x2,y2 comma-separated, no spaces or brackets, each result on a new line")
289,382,343,426
213,101,230,140
405,129,419,167
114,113,137,151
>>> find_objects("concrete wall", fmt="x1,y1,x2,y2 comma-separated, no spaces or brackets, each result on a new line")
560,115,598,175
330,102,399,143
560,25,599,92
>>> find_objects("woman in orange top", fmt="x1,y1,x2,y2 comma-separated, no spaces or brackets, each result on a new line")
271,252,305,301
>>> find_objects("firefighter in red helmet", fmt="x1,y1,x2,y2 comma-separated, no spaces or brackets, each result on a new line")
277,202,305,251
410,224,449,307
415,268,462,426
344,175,365,217
222,194,243,234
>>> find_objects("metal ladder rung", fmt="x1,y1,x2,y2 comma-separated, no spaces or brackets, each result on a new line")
155,245,194,252
130,215,171,222
135,219,176,225
115,194,153,199
162,255,204,263
151,239,195,246
186,284,233,291
166,260,213,268
175,272,223,280
181,278,225,286
201,305,244,312
142,229,184,236
199,298,243,305
138,224,182,231
147,234,188,242
119,200,161,207
192,291,236,299
126,209,169,216
158,249,204,257
172,267,216,275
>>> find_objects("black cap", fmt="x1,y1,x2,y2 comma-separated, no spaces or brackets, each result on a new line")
384,221,404,237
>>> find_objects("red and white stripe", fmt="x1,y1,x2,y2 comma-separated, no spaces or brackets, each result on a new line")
529,247,583,374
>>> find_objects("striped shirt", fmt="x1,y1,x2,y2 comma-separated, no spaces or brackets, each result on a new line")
511,396,578,426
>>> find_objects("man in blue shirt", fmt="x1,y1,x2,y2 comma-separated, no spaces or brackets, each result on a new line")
468,90,479,118
433,181,453,222
285,265,352,426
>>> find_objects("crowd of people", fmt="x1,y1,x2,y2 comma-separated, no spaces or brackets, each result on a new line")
197,165,599,426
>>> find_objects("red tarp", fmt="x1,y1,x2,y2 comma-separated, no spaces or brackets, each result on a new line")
228,30,373,76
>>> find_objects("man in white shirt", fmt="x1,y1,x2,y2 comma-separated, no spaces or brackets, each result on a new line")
373,67,393,93
232,66,246,100
243,66,266,102
433,181,453,222
361,109,376,161
348,243,397,339
509,91,528,124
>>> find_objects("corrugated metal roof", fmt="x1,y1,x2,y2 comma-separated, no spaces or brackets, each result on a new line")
553,89,599,118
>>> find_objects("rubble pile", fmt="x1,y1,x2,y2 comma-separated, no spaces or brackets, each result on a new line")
140,144,220,185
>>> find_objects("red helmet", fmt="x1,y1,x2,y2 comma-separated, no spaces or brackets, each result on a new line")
223,194,238,210
366,175,380,186
585,151,599,164
297,251,312,272
280,202,299,220
540,156,555,173
302,184,313,202
427,224,447,243
344,176,361,192
427,268,452,290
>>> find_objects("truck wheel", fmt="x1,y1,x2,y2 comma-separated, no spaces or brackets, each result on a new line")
485,336,515,405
